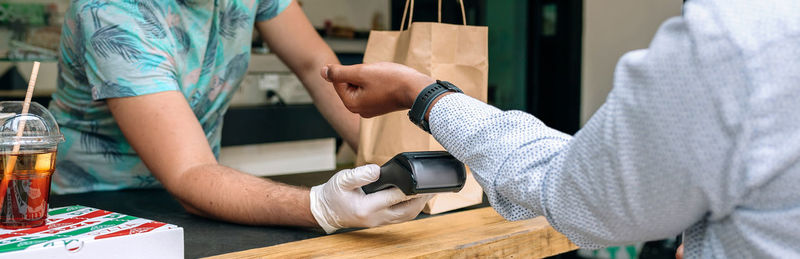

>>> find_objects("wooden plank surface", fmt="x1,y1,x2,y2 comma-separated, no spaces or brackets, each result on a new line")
207,207,577,258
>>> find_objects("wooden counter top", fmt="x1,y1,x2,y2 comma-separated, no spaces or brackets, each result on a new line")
207,207,578,258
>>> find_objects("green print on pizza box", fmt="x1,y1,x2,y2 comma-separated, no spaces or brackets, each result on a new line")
0,205,181,256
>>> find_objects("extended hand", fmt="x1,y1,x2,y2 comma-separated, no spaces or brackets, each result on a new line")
321,62,435,118
309,164,433,233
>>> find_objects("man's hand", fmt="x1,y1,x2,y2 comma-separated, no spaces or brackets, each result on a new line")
321,62,436,118
309,164,432,233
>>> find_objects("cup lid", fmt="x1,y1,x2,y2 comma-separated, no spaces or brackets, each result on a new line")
0,101,64,147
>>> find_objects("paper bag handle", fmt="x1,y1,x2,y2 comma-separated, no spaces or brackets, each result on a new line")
400,0,467,31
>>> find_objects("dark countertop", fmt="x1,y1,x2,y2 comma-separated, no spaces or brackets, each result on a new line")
50,188,487,258
49,189,325,258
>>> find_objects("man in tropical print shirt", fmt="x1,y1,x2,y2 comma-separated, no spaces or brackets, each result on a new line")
51,0,428,231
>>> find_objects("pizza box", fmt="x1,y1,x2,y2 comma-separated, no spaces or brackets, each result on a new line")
0,205,183,258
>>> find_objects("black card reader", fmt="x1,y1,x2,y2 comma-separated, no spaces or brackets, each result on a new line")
362,151,467,195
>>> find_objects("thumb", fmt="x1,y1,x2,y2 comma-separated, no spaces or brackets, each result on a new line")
321,64,363,84
335,164,381,190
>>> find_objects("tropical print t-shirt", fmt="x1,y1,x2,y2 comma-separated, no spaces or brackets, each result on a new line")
49,0,291,194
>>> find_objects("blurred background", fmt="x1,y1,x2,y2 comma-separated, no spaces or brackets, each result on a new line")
0,1,684,258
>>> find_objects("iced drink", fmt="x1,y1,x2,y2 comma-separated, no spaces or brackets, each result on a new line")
0,102,63,229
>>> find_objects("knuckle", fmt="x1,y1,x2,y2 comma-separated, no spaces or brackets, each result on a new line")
354,209,370,221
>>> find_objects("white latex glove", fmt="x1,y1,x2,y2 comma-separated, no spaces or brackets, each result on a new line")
309,164,433,234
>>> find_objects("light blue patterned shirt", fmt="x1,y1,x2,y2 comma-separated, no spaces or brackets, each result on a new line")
50,0,291,194
428,0,800,257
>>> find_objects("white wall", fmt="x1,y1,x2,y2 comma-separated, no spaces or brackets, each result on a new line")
581,0,682,124
299,0,390,31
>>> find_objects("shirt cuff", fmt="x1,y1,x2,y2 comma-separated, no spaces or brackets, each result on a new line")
429,93,502,145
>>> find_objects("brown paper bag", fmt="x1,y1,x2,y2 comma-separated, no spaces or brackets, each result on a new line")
356,0,488,214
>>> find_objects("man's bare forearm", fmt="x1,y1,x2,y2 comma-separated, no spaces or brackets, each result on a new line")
255,1,361,150
295,53,361,150
167,163,318,227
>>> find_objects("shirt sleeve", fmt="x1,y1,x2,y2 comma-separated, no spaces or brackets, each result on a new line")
73,1,179,101
255,0,292,22
429,16,725,249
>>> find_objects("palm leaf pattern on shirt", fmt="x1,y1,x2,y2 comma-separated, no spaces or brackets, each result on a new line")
136,0,167,39
62,26,90,86
64,97,87,121
135,52,166,73
208,52,249,101
81,122,123,161
68,62,90,86
190,88,210,118
56,160,99,188
256,0,279,19
56,63,68,90
63,16,89,86
188,89,203,107
201,21,219,75
134,175,158,187
57,62,88,90
170,25,191,54
223,52,249,82
96,80,136,98
81,0,108,30
176,0,195,7
90,25,142,63
219,2,249,38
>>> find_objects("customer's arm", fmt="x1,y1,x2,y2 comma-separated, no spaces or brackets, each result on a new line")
323,17,724,247
429,17,728,248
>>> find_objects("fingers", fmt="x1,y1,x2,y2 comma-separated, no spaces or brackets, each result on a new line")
360,194,432,228
336,164,381,190
382,195,432,225
363,187,413,212
391,194,432,212
393,195,431,216
322,64,362,113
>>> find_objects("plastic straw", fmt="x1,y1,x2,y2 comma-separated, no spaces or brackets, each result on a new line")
3,62,40,179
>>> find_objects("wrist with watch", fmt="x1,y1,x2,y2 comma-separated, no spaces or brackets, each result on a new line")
407,80,463,133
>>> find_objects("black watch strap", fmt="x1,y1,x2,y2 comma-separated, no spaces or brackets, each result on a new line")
408,80,463,133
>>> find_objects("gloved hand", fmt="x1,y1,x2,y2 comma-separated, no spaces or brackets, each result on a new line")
309,164,432,233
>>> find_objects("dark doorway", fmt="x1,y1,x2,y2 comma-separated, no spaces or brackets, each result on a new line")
390,0,486,30
527,0,582,134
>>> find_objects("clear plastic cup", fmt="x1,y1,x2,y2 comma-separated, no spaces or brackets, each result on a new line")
0,101,63,229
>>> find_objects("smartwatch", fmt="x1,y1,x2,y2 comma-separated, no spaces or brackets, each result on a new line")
408,80,463,133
